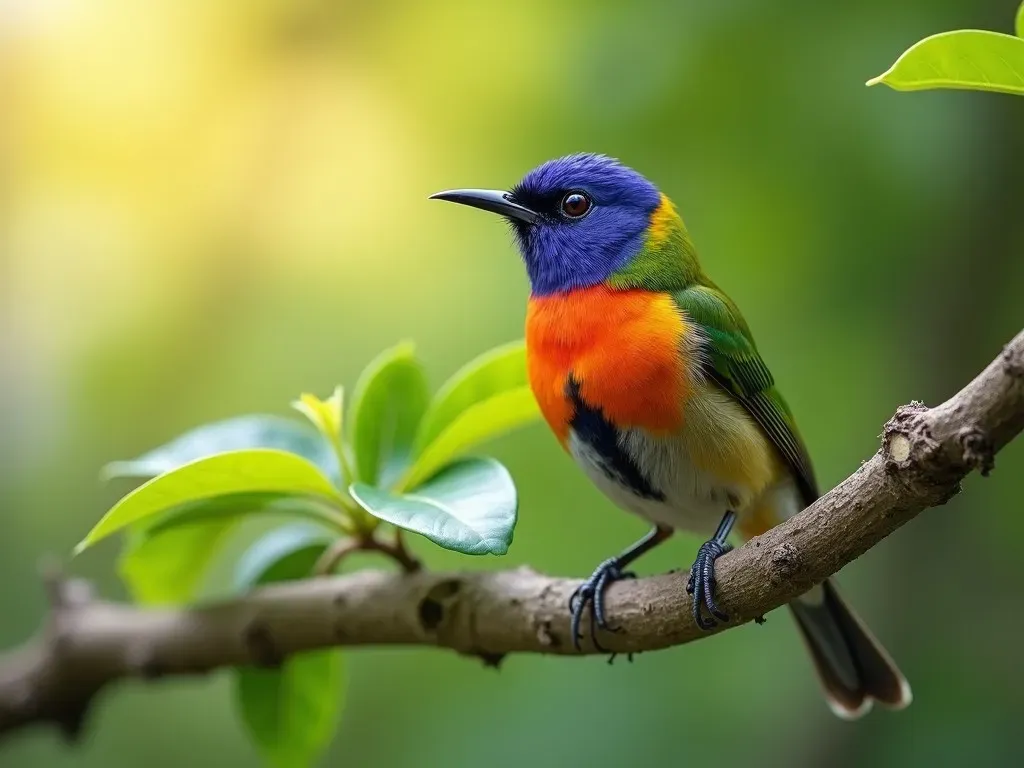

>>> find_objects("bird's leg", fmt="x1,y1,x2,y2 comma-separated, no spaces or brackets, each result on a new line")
686,510,737,630
570,526,672,653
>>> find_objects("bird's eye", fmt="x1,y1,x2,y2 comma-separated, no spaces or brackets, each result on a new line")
560,191,592,219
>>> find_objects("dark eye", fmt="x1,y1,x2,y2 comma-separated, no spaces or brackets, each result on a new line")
560,191,592,219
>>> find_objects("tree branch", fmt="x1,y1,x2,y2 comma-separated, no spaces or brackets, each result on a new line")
3,328,1023,743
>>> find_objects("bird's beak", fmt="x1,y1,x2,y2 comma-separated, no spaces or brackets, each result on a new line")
428,188,540,225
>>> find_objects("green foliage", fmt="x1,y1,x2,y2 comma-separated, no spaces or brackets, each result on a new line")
232,525,344,768
72,339,539,767
346,341,430,487
351,457,518,555
398,387,540,493
75,449,345,554
102,414,339,483
412,339,527,453
867,2,1024,95
118,492,328,606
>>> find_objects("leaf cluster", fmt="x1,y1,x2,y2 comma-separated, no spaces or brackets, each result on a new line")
73,340,540,767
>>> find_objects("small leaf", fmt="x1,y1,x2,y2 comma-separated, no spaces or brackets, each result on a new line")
866,30,1024,96
397,387,540,492
236,653,344,768
117,493,339,606
1017,2,1024,39
119,516,239,606
102,415,337,485
351,457,517,555
291,386,355,487
233,525,343,768
413,339,527,456
75,449,344,555
291,387,344,443
346,341,430,487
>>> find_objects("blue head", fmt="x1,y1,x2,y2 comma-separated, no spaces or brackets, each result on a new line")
431,153,662,295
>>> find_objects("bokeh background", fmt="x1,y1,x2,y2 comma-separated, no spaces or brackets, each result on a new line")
2,1,1023,766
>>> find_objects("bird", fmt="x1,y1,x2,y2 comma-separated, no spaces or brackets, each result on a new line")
429,152,912,719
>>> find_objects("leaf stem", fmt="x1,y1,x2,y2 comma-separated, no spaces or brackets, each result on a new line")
365,534,421,573
293,496,358,536
323,423,356,490
326,442,376,533
385,529,420,573
335,442,358,491
327,434,380,534
312,538,361,576
313,530,421,576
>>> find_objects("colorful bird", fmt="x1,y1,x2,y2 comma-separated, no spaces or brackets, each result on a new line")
430,153,911,719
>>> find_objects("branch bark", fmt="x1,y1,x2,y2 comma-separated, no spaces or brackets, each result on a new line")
3,328,1023,743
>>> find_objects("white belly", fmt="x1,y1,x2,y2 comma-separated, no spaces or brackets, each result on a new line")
568,427,739,536
565,381,805,540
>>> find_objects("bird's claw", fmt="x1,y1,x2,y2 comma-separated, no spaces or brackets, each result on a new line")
686,539,732,630
569,559,634,653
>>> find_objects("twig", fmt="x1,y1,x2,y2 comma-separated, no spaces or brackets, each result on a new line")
1,327,1022,742
312,531,422,576
377,528,421,573
312,538,361,576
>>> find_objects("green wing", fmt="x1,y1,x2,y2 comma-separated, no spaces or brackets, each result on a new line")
672,284,819,506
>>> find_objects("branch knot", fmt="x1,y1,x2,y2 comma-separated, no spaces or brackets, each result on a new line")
768,542,804,584
1001,343,1024,379
959,427,995,476
883,401,936,469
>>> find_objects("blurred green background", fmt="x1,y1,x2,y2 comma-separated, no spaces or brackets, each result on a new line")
2,0,1023,766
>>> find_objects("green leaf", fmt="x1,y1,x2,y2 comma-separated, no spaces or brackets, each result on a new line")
413,339,527,456
397,387,539,492
233,525,344,768
232,523,333,590
119,515,238,606
75,449,344,555
1017,2,1024,39
290,386,356,488
291,388,344,443
102,415,337,485
866,30,1024,96
236,653,344,768
346,341,430,487
117,493,337,606
350,457,517,555
140,492,340,538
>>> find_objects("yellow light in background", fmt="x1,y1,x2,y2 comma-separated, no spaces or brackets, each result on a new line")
196,68,419,268
0,0,426,358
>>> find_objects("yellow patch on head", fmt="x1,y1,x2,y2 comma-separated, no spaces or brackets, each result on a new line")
646,194,680,249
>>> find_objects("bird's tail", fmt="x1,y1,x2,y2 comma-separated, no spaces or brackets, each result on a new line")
788,579,912,719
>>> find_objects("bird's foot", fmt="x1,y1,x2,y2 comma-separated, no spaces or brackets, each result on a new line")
686,539,732,630
569,558,635,652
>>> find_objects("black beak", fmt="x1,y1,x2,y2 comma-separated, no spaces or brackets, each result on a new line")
428,188,540,225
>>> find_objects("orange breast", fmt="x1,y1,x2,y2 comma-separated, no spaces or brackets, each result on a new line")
525,284,693,447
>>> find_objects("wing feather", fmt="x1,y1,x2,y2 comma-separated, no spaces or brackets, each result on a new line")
673,284,819,506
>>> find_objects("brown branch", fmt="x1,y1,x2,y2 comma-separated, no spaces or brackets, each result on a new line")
2,328,1023,743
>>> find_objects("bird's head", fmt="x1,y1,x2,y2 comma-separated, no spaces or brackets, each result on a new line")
431,153,698,295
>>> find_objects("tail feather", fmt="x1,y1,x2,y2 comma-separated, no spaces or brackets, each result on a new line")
788,579,912,720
